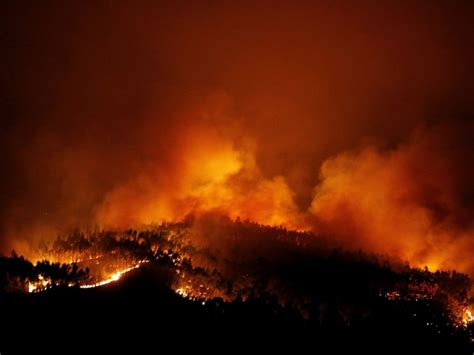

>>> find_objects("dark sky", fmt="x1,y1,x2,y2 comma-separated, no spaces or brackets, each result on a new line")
1,1,473,268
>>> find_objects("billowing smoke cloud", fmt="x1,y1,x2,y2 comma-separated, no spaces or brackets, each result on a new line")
1,1,473,273
96,104,306,230
310,121,474,274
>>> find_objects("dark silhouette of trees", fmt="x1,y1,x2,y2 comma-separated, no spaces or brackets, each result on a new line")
0,251,90,293
1,216,472,350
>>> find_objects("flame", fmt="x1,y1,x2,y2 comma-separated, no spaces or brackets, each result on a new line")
175,287,189,298
80,260,149,289
27,274,53,293
28,282,39,293
27,260,149,293
463,308,474,325
12,120,474,283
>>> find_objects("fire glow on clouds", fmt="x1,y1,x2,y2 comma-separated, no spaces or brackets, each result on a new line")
1,1,474,278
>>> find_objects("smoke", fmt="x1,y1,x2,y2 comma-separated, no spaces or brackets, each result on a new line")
95,118,474,275
311,121,474,274
96,109,306,230
1,1,473,274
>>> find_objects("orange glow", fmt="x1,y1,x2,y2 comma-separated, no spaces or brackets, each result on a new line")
96,126,307,231
28,275,52,293
15,122,474,283
27,260,149,293
80,260,149,289
310,126,474,275
463,309,474,326
90,122,474,279
2,1,474,292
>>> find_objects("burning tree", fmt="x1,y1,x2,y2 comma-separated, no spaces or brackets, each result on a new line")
0,251,90,293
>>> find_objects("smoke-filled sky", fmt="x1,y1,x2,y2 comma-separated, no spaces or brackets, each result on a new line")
1,1,474,272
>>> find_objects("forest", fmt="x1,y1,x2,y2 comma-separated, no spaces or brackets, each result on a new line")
1,216,474,352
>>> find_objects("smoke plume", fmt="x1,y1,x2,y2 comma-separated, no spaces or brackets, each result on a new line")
1,1,473,274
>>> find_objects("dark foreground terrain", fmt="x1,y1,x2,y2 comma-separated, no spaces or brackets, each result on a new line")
1,262,473,354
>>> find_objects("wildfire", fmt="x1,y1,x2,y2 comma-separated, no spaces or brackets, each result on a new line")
80,260,149,289
463,308,474,326
28,275,52,293
172,275,216,302
174,285,207,305
175,287,189,298
27,260,149,293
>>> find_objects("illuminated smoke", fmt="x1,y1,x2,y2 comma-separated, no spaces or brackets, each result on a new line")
1,1,473,278
96,123,306,230
310,122,474,274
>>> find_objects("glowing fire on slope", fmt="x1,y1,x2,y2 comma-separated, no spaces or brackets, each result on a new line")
174,285,207,305
174,282,210,302
463,309,474,326
21,220,474,335
80,260,149,289
28,275,52,293
27,260,149,293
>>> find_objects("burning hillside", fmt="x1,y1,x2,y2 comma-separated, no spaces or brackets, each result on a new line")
1,0,474,352
2,215,474,335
